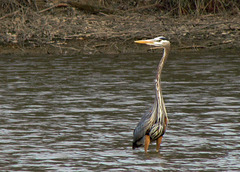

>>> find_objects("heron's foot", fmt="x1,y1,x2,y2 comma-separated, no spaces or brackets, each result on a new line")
156,136,163,152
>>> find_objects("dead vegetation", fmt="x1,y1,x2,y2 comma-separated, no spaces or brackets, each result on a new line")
0,0,240,55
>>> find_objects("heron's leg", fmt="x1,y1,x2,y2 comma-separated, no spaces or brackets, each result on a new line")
156,117,167,152
144,135,150,153
156,136,163,152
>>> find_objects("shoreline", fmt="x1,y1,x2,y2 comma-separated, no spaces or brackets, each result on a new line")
0,10,239,56
0,38,238,57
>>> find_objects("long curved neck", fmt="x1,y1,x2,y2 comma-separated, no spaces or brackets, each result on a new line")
151,46,170,123
156,46,170,85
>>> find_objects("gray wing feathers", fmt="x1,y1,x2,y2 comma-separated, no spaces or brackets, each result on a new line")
133,100,158,144
133,112,152,143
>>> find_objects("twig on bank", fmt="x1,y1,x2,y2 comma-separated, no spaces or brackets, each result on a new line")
50,44,81,52
0,3,68,19
93,44,108,48
126,4,158,12
179,45,206,49
0,10,20,20
67,1,115,14
39,3,68,13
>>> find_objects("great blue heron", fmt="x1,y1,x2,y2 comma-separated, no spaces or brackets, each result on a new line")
133,36,170,153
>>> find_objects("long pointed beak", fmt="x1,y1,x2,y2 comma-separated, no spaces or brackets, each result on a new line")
134,39,154,45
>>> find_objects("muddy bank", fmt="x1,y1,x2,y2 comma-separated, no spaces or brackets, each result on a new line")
0,5,240,56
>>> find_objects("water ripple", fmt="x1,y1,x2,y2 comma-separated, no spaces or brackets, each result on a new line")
0,51,239,171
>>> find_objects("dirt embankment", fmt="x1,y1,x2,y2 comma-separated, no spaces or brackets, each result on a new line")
0,1,240,56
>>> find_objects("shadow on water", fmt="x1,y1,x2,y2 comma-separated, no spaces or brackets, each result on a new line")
0,50,239,171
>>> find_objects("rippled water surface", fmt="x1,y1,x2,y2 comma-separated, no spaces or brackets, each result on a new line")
0,50,239,171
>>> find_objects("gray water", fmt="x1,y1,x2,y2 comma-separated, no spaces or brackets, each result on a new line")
0,51,239,171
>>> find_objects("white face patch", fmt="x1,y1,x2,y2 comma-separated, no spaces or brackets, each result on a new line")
152,40,170,47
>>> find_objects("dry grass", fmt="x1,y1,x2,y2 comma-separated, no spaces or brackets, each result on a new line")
0,0,239,55
164,0,240,15
0,0,239,16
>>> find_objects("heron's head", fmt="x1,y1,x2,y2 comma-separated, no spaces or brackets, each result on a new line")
135,36,170,48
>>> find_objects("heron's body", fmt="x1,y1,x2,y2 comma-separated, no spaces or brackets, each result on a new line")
132,36,170,152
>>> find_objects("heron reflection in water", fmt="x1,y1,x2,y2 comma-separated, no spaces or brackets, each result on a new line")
133,36,170,153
